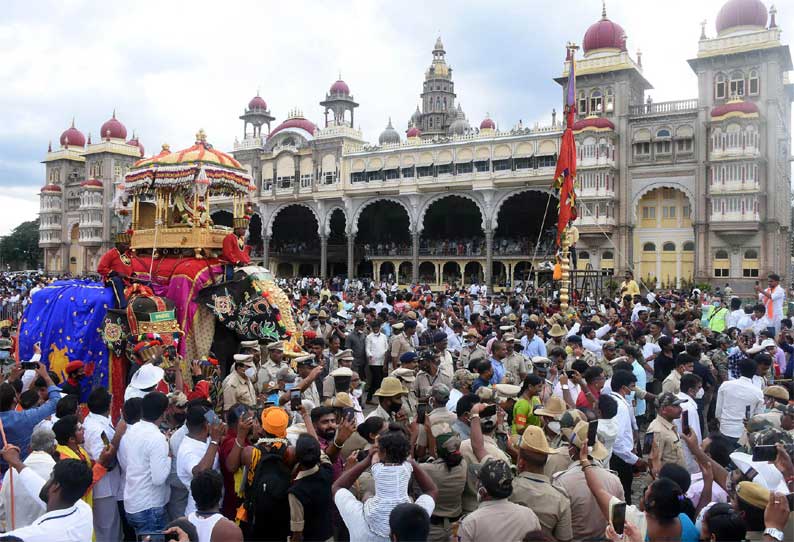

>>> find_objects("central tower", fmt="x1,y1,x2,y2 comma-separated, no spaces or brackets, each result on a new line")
412,37,458,139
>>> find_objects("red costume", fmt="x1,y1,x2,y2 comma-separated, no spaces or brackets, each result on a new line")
222,233,251,266
97,247,133,280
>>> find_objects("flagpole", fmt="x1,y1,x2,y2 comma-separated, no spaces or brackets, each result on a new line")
559,42,579,313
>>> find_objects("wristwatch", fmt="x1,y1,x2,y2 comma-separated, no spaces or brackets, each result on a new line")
764,528,784,541
561,385,570,390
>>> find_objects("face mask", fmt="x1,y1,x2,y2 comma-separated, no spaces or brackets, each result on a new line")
695,388,705,400
244,367,256,380
352,388,363,399
388,401,403,413
547,421,561,434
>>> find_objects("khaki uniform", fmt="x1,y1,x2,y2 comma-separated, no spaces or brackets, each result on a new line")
564,351,596,369
458,499,541,542
459,435,511,513
510,471,574,542
503,352,529,383
545,338,566,352
543,449,573,478
419,459,468,542
417,407,458,447
647,415,686,468
437,349,455,380
296,376,322,409
460,344,487,371
222,372,257,411
257,359,293,393
552,461,625,542
662,370,682,394
597,358,616,378
324,349,344,373
390,333,414,368
413,370,452,401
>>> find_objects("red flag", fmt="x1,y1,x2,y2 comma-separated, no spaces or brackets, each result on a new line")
553,54,578,246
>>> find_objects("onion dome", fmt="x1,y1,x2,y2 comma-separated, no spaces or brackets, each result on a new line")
711,98,760,120
406,125,421,138
126,134,145,157
60,119,86,148
81,178,103,189
583,4,627,55
379,118,401,145
480,115,496,130
411,106,422,125
269,112,318,139
572,116,616,132
248,94,268,110
716,0,768,35
448,105,470,136
100,110,128,140
329,79,350,95
41,184,62,193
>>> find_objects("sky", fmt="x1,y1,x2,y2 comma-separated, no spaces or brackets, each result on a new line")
0,0,791,236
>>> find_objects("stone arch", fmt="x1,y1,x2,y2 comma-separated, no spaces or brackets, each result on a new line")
630,183,695,223
351,197,414,235
490,188,555,231
266,202,321,236
323,206,348,237
417,192,486,233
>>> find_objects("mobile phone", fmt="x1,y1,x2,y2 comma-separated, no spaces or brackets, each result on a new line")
565,370,576,379
587,420,598,447
480,404,497,418
20,361,38,370
610,500,627,536
417,403,428,424
342,407,356,421
100,431,110,447
284,382,295,392
643,432,654,455
137,533,165,542
752,444,777,462
681,410,690,435
745,405,752,421
203,409,219,426
290,389,302,410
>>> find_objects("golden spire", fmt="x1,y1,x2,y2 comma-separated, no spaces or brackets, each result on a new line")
195,129,207,143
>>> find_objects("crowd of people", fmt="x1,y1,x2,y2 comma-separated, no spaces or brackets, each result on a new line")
0,269,792,541
362,236,556,258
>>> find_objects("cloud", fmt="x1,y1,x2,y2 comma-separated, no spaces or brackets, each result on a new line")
0,0,791,235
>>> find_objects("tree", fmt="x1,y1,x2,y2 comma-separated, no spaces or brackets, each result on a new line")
0,219,41,270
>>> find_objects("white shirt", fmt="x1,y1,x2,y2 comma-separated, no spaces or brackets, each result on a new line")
553,381,581,405
177,435,219,515
726,309,745,330
118,420,172,514
715,377,764,438
365,332,389,366
334,488,435,542
760,286,785,327
83,412,122,500
597,417,619,465
3,467,93,542
736,313,753,331
609,392,638,464
674,392,703,473
0,451,55,530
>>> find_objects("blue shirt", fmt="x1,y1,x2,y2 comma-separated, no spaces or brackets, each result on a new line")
472,377,489,393
489,358,506,385
632,360,647,417
0,385,61,465
521,334,547,359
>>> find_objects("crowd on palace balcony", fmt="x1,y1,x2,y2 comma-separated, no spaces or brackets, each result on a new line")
362,235,557,258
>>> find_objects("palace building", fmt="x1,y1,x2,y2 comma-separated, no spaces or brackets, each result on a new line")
40,0,792,292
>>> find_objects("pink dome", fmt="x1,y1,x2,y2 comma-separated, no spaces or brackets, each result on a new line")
126,137,145,156
716,0,767,34
41,184,62,193
269,116,318,138
80,178,103,188
406,126,421,138
573,117,616,131
248,95,267,110
59,121,86,148
330,80,350,95
480,117,496,130
583,17,627,54
711,99,760,118
100,112,127,140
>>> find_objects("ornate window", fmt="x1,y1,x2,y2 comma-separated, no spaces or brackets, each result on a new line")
743,249,759,277
729,71,745,97
682,241,694,251
590,90,603,114
748,69,760,95
655,129,672,155
605,88,614,112
714,249,730,277
641,206,656,219
578,91,587,116
643,242,656,252
715,73,726,100
662,242,676,251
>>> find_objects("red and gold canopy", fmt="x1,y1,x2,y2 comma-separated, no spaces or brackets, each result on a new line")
125,129,253,196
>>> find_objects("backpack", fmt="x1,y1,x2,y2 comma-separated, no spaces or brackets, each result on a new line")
244,445,291,540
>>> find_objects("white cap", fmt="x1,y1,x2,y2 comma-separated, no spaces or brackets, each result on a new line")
130,364,164,390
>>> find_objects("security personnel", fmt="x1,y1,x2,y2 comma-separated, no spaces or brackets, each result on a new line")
509,425,574,541
389,322,413,373
460,329,487,371
221,354,257,411
392,366,418,421
417,431,468,542
502,333,530,384
257,341,293,393
414,350,452,402
646,392,687,468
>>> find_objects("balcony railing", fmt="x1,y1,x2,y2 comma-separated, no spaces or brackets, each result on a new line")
578,186,616,198
710,180,760,193
233,137,264,151
629,99,698,117
711,147,760,160
710,211,760,222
